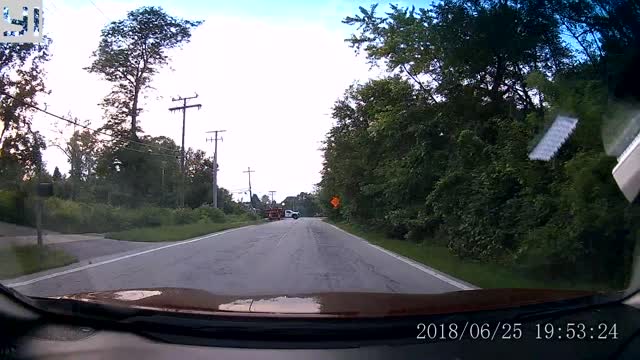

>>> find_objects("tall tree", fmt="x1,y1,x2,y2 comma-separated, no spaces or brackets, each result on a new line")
86,6,202,140
251,194,261,209
50,118,99,200
0,39,52,189
261,195,271,207
52,167,62,181
184,148,213,208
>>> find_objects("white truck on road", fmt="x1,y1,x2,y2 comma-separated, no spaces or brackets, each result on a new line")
284,210,300,219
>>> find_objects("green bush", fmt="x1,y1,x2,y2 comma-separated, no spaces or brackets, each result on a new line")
243,212,259,221
194,205,226,223
0,194,250,234
0,190,25,224
41,198,171,233
135,207,172,227
43,197,86,233
87,203,130,232
172,208,199,225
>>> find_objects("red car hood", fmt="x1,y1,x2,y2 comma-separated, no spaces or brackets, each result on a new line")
55,287,596,318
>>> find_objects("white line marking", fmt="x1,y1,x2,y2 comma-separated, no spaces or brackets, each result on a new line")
326,223,476,290
6,226,255,288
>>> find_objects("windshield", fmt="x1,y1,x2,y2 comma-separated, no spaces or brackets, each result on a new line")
0,0,638,309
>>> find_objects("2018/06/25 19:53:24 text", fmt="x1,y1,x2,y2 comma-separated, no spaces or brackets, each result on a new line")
416,322,619,341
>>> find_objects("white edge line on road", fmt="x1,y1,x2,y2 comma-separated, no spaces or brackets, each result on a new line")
326,223,477,291
5,226,255,288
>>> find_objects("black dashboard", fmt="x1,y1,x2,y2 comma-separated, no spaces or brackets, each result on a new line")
3,293,640,360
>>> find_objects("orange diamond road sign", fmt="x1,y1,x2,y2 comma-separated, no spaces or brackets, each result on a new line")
330,196,340,209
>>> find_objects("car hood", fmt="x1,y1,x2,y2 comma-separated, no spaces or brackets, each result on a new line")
55,287,596,317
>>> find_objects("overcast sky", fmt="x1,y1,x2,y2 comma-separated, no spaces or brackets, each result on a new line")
33,0,393,202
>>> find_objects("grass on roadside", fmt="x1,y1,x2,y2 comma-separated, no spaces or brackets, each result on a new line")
331,221,615,291
107,220,262,242
0,245,76,280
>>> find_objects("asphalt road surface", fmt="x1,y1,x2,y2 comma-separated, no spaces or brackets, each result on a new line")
5,218,474,298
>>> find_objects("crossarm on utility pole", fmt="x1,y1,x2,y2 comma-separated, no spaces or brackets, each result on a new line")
168,104,202,112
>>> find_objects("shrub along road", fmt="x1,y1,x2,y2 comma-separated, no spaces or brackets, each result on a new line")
0,245,76,280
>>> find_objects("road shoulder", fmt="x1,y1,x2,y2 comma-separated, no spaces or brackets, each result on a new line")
325,221,478,290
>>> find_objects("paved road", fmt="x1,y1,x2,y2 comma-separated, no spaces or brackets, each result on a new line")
49,239,154,262
0,221,111,248
0,221,58,237
4,219,474,298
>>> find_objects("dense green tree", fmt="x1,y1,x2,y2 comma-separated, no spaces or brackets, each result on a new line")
319,0,639,287
82,6,202,208
282,192,321,217
251,194,261,209
260,195,271,207
0,39,52,190
52,167,62,182
184,148,213,208
50,121,99,200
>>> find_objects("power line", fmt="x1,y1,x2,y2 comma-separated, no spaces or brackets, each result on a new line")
112,144,180,159
1,91,180,154
228,187,249,192
43,6,57,17
86,0,110,22
48,0,61,12
45,127,179,160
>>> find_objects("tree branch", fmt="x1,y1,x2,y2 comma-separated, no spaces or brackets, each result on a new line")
400,63,438,104
559,17,597,65
51,143,71,159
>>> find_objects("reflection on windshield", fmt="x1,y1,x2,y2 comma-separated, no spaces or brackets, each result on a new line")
112,290,162,301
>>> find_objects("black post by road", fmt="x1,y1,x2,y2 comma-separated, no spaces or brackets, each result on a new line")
36,196,43,247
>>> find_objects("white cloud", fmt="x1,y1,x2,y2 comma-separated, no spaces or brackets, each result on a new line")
34,2,379,202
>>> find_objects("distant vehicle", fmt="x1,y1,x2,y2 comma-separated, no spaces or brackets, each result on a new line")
284,210,300,219
265,208,284,221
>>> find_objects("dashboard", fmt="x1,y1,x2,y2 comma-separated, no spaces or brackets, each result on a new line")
6,295,640,360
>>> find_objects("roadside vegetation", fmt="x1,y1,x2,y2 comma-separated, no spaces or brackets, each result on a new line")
319,0,639,290
0,7,261,238
0,245,76,280
332,222,617,291
0,190,257,234
108,215,262,242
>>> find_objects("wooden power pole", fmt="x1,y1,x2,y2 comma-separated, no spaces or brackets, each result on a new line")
169,94,201,207
206,130,226,209
243,167,255,209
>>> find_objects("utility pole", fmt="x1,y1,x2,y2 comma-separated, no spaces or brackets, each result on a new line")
243,167,255,209
35,158,43,248
206,130,226,208
268,190,276,205
169,94,201,207
161,161,166,204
